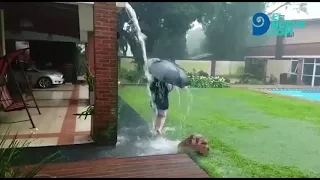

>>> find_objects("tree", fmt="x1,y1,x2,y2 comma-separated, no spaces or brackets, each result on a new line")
117,2,206,70
266,2,308,15
200,2,266,60
200,2,308,60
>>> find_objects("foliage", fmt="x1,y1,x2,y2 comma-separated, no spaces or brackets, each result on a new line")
118,2,207,71
200,2,308,59
200,2,267,60
118,2,309,72
0,127,62,178
78,105,94,120
197,70,209,77
234,72,265,85
267,74,278,85
266,2,308,15
119,68,147,83
79,57,95,91
78,102,122,128
234,73,278,85
187,71,228,88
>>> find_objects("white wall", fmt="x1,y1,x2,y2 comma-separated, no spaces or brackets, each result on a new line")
78,3,93,42
266,59,292,82
215,61,245,76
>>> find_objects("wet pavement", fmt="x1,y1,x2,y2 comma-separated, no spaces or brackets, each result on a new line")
13,97,179,166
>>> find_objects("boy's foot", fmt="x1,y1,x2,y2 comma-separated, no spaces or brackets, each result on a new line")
156,129,162,136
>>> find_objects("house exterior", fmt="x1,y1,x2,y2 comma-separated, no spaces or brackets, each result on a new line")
0,2,122,145
246,18,320,86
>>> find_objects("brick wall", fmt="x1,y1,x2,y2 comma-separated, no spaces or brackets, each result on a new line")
93,2,118,145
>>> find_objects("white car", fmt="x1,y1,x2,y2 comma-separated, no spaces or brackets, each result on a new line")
25,66,65,88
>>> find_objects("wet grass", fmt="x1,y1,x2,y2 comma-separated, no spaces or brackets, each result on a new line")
119,86,320,178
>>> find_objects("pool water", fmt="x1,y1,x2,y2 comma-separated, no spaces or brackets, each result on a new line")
269,90,320,101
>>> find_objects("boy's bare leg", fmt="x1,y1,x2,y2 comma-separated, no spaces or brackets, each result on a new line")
155,116,166,135
155,110,167,135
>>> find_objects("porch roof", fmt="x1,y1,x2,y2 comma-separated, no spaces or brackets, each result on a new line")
58,2,125,8
0,2,80,38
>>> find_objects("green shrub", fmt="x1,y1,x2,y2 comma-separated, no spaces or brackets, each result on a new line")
0,127,62,178
234,73,264,85
197,70,209,77
119,68,147,83
187,70,228,88
224,78,231,83
188,73,228,88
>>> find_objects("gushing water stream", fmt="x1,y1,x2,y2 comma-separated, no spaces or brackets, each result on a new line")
124,2,155,115
122,3,194,155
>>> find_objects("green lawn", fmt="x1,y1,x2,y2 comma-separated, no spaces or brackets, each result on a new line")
119,86,320,178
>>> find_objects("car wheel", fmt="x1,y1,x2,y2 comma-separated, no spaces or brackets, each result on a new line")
38,77,52,88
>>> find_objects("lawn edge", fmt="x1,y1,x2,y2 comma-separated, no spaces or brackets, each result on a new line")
233,87,320,104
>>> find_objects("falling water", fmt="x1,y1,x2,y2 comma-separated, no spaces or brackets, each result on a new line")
123,3,181,154
176,86,194,137
124,3,152,90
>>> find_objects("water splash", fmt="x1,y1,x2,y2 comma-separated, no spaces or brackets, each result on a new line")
134,136,180,156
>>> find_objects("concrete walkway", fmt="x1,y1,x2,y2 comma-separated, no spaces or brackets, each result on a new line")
12,97,164,166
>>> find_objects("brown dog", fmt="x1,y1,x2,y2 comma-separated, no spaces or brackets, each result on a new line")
178,134,209,156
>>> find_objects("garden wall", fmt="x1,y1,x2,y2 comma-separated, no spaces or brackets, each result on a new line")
119,57,245,77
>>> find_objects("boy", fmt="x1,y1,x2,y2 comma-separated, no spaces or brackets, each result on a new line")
149,78,173,135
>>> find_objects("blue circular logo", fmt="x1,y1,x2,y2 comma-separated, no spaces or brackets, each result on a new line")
252,12,270,36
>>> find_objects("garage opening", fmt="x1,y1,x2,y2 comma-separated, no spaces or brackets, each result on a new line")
0,2,93,147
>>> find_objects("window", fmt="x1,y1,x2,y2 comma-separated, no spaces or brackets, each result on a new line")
303,64,314,76
304,58,315,64
286,32,294,38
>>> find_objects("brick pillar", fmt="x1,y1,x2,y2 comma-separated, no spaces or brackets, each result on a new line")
93,2,118,146
87,32,95,75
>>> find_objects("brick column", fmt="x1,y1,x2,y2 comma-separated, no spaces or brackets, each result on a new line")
93,2,118,146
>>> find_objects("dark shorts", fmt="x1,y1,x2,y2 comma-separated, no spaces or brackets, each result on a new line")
154,97,169,110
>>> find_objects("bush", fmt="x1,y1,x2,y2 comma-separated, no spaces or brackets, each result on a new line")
119,68,147,83
267,74,278,85
197,70,209,77
0,127,62,178
224,78,231,83
188,74,228,88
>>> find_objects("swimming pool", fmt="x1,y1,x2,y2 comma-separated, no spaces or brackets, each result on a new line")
269,89,320,101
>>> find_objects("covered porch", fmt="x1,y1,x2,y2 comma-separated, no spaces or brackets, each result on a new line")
0,2,119,146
